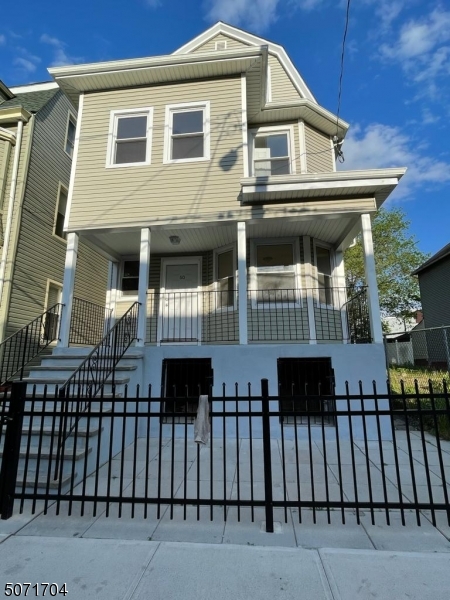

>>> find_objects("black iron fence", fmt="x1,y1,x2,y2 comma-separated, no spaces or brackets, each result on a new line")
145,287,370,344
1,378,450,528
0,304,63,386
69,297,113,346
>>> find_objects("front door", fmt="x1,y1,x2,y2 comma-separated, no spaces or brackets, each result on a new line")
160,258,201,343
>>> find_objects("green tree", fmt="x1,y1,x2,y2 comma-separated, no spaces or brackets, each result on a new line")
344,208,429,327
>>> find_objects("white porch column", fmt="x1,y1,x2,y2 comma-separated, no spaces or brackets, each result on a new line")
334,250,348,343
136,228,151,347
58,232,79,348
237,222,248,345
302,236,317,343
361,214,383,343
105,261,119,332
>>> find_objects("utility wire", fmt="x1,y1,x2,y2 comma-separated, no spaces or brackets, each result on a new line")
335,0,352,162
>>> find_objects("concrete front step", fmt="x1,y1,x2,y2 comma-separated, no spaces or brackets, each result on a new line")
30,365,137,372
16,469,76,490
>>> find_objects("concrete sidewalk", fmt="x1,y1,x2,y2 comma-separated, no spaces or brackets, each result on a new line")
1,534,450,600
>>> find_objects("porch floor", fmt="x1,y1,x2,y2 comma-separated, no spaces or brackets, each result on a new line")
4,429,450,552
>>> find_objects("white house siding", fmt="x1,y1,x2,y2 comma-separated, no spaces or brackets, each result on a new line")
304,123,334,173
4,92,108,339
70,77,244,230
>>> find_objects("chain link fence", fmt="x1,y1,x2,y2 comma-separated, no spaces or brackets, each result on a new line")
385,325,450,393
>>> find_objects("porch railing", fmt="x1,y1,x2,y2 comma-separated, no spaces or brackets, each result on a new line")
69,297,113,346
144,287,370,344
0,303,63,385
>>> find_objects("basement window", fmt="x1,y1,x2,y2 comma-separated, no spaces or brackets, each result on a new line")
162,358,213,423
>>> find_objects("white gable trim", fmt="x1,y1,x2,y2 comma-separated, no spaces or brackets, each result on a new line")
173,22,316,104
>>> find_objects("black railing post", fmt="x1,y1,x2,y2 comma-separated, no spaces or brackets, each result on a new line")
0,381,26,519
19,325,30,381
261,378,274,533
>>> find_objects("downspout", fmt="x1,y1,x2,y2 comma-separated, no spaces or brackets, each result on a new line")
0,120,24,307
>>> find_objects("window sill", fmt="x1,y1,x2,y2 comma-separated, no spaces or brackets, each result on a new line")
163,157,210,165
106,161,151,169
52,233,67,245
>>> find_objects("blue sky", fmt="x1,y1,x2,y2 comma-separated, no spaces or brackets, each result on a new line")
1,0,449,257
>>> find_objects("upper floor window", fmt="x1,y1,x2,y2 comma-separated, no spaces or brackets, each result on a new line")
164,102,210,164
250,126,295,177
54,184,68,240
65,112,76,158
107,108,153,168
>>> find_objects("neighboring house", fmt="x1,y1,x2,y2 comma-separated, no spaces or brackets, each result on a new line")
46,22,406,404
412,243,450,369
0,79,108,366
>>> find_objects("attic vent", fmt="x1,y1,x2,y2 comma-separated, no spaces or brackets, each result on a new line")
215,40,227,51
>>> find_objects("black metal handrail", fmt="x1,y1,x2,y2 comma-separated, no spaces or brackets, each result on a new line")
59,301,139,398
342,287,371,343
0,303,63,385
69,297,113,346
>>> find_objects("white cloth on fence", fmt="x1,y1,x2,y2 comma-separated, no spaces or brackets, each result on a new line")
194,395,210,445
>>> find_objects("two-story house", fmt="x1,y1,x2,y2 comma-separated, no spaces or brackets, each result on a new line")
0,79,108,382
47,22,406,407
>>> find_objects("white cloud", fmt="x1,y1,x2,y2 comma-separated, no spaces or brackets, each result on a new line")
40,33,82,66
205,0,280,32
339,123,450,198
379,8,450,97
0,34,5,45
13,57,38,73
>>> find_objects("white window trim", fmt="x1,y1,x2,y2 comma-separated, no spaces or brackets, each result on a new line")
106,107,153,169
313,240,337,310
249,237,302,309
163,101,211,164
117,256,140,301
248,124,296,177
44,279,63,312
213,244,237,312
52,182,68,244
64,110,77,159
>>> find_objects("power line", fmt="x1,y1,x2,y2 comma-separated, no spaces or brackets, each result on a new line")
335,0,352,162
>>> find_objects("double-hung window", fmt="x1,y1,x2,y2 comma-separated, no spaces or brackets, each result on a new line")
250,126,295,177
54,184,68,240
215,247,235,310
107,108,153,167
315,244,334,307
164,102,210,163
65,112,76,158
251,239,300,307
121,260,139,295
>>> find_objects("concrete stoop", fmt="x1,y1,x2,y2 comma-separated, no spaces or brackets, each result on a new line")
2,347,144,494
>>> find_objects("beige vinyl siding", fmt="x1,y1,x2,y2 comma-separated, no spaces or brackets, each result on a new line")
4,92,108,339
0,120,32,339
268,54,301,104
191,33,251,53
71,77,244,230
0,138,13,212
304,123,334,173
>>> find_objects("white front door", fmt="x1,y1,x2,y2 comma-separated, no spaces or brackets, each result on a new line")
160,258,201,343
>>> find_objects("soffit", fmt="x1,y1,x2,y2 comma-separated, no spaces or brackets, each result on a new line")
49,48,264,109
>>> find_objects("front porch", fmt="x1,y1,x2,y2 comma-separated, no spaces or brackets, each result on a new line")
58,214,382,349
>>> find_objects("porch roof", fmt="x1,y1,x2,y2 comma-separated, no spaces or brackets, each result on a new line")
240,168,407,206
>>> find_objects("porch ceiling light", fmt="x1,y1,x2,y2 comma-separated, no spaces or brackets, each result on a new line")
169,235,181,245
